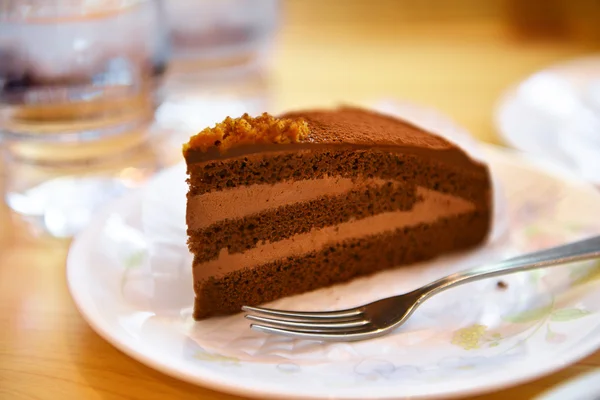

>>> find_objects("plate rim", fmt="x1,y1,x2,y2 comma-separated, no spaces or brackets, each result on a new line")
67,143,600,400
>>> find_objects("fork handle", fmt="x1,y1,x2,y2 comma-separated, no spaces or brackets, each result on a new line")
418,235,600,300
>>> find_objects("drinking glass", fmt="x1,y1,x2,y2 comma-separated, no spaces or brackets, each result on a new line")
164,0,278,78
0,0,170,238
154,0,277,146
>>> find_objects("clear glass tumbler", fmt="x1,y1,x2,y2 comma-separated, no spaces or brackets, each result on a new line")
164,0,278,78
0,0,170,238
154,0,277,147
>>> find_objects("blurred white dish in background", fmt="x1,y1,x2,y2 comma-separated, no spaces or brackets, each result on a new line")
495,55,600,186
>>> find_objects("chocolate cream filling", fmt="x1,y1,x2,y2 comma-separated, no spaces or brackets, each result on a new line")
187,175,392,230
192,187,475,281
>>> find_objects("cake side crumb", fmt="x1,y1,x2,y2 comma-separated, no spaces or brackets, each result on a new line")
183,112,310,155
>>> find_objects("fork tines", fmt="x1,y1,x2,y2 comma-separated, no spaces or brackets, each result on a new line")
242,305,372,340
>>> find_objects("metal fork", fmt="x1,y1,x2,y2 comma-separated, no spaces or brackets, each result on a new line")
242,235,600,342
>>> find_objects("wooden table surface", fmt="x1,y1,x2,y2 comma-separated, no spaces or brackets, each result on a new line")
1,1,599,399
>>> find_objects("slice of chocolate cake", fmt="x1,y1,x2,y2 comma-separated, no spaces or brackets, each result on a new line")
183,107,492,320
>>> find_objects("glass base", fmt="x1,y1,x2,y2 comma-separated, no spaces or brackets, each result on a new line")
2,126,169,238
7,175,137,238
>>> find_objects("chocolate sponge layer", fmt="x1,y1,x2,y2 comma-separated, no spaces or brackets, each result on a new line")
187,181,419,263
186,148,489,203
187,147,492,320
187,148,490,263
192,210,489,319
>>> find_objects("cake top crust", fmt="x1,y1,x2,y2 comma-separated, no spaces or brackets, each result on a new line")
183,106,458,159
281,107,453,149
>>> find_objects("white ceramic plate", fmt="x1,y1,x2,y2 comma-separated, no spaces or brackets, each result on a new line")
495,55,600,186
67,145,600,400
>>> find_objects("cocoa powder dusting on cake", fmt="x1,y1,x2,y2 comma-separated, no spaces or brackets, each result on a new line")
282,107,454,149
183,113,310,155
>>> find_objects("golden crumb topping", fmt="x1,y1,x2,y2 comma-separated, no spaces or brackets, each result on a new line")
183,113,310,155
